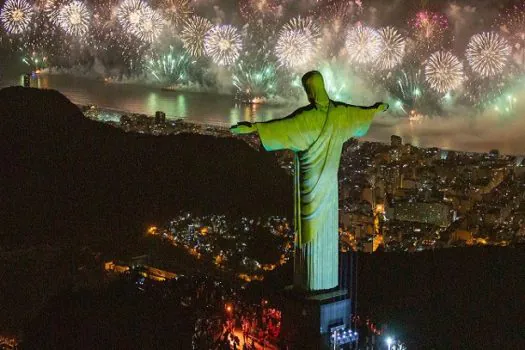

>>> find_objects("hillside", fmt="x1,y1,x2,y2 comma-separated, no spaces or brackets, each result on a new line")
0,86,292,248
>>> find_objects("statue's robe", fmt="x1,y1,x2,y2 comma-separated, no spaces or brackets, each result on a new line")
256,74,382,291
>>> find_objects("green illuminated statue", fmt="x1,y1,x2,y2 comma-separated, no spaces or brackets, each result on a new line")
231,71,388,291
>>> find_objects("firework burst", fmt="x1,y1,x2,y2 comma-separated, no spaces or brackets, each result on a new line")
345,25,381,64
385,67,442,115
409,10,448,51
376,26,406,70
425,51,464,93
180,15,212,57
57,1,90,37
275,16,320,69
159,0,192,27
117,0,148,34
284,16,320,39
410,10,448,38
146,46,193,84
0,0,34,34
133,7,163,43
275,30,314,69
233,61,279,101
394,69,424,102
204,25,242,66
466,32,511,78
117,0,163,42
239,0,281,21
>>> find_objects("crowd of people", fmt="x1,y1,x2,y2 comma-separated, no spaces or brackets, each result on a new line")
192,299,282,349
240,302,282,346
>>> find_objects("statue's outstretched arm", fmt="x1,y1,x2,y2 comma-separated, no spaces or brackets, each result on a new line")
364,102,389,112
230,121,257,135
229,104,310,135
344,102,389,139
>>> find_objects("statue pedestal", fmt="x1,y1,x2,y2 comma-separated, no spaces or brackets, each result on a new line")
281,287,351,349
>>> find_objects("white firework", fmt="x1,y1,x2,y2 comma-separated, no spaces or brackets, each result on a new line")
466,32,511,78
204,25,242,66
282,16,320,38
180,15,212,57
275,30,314,68
275,16,320,69
117,0,148,34
345,25,382,64
376,26,406,70
58,1,90,37
0,0,34,34
132,7,163,42
425,51,464,93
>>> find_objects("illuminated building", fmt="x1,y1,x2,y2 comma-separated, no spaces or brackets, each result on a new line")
23,73,31,87
387,202,453,227
155,110,166,125
391,134,402,147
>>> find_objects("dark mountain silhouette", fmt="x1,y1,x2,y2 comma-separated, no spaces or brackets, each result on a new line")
0,86,292,248
354,247,525,349
264,248,525,349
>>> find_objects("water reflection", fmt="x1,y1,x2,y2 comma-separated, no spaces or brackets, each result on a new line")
36,74,48,89
229,108,241,126
242,104,256,122
147,92,158,114
411,135,420,147
177,95,187,118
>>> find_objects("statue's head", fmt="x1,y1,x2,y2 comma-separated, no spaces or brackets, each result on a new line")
301,71,330,107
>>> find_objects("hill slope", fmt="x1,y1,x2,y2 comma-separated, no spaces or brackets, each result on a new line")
0,86,292,248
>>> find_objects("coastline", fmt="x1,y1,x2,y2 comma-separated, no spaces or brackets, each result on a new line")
80,104,525,161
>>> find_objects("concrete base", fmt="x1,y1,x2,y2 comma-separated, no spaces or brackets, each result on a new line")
281,287,351,349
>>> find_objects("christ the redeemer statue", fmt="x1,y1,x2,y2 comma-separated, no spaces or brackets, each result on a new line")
231,71,388,292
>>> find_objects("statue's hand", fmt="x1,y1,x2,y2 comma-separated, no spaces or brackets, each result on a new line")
230,122,257,135
373,102,389,112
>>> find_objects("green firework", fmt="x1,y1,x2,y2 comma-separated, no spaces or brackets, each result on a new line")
146,46,195,85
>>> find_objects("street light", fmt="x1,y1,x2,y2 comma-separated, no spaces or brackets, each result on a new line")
225,303,233,314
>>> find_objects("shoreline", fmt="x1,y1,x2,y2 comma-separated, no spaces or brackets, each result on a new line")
79,103,232,128
80,104,525,159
